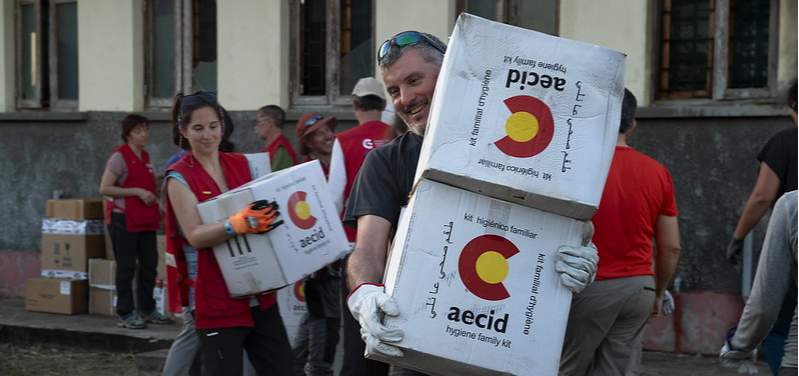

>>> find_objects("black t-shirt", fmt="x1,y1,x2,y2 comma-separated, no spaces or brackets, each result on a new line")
343,132,423,230
758,127,798,199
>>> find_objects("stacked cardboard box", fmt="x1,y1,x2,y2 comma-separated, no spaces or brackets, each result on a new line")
27,199,106,314
25,277,88,315
196,160,350,298
88,258,118,316
372,14,626,376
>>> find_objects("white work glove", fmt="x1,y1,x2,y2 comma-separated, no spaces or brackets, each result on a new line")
719,327,758,375
347,283,404,358
554,221,599,294
661,290,675,316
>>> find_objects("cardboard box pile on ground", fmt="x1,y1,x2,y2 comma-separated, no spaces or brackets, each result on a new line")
415,13,625,220
41,218,106,279
197,160,349,298
25,276,88,315
376,179,587,376
276,279,308,345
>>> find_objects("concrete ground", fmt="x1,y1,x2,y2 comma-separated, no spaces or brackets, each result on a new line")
0,298,772,375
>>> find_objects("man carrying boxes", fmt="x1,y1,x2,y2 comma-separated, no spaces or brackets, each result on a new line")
343,13,624,375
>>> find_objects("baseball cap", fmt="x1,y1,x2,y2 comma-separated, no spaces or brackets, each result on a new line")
296,112,336,155
351,77,386,100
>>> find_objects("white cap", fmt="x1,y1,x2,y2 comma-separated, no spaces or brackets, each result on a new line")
352,77,386,100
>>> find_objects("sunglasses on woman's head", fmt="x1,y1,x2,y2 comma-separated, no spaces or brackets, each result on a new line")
180,92,217,106
377,31,446,63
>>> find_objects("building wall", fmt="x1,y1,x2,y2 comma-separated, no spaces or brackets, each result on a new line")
217,0,289,110
78,0,144,112
559,0,652,104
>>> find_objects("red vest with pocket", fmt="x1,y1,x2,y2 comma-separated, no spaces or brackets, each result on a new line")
164,152,276,329
104,143,162,232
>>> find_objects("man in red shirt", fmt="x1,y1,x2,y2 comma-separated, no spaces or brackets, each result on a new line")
559,88,681,376
328,77,391,376
254,104,297,171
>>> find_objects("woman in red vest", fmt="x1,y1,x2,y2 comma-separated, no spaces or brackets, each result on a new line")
164,92,292,375
100,114,172,329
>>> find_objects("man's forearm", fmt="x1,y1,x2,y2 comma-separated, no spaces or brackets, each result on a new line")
346,246,388,291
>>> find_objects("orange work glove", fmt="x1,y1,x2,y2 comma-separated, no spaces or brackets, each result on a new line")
227,200,283,235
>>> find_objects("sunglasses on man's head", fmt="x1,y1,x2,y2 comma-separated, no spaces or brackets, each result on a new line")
303,114,324,131
377,31,446,63
180,92,217,106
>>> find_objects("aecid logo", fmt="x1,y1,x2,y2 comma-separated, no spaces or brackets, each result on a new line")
448,234,517,333
288,191,317,229
293,280,306,303
458,234,519,300
494,95,554,158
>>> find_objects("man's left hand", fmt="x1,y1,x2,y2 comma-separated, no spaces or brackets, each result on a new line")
719,328,758,374
554,221,599,294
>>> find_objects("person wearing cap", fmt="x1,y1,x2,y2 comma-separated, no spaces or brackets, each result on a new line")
328,77,392,376
342,31,600,375
292,112,341,376
254,104,298,171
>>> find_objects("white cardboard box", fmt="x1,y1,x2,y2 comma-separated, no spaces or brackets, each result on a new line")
376,179,586,376
244,152,272,179
197,160,350,298
276,279,308,345
416,14,626,220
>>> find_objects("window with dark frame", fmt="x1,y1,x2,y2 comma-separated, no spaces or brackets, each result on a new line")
292,0,374,106
456,0,558,36
144,0,215,108
657,0,777,101
16,0,78,110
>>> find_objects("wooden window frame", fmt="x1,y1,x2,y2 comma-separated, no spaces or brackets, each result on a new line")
657,0,779,102
16,0,45,109
290,0,372,107
144,0,180,108
48,0,78,110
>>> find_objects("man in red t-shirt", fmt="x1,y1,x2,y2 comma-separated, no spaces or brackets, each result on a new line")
329,77,391,376
560,89,681,376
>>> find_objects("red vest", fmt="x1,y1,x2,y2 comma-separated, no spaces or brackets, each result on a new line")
336,121,390,241
264,135,298,165
164,152,276,329
104,144,162,231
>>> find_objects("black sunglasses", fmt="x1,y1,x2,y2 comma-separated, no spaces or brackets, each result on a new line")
378,31,446,63
180,92,217,106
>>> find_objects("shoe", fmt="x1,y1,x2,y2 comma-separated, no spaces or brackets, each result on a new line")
117,313,147,329
141,309,173,325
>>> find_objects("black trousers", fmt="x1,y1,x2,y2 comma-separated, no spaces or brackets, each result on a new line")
108,212,157,317
196,304,293,376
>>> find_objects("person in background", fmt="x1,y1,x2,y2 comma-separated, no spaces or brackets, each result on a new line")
255,104,298,171
726,81,798,375
164,91,292,376
292,112,341,376
720,190,797,375
328,77,391,376
343,30,599,376
559,88,681,375
100,114,172,329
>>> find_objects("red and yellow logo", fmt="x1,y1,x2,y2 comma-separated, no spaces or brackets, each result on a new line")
458,235,519,301
288,191,317,230
494,95,554,158
293,280,306,303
